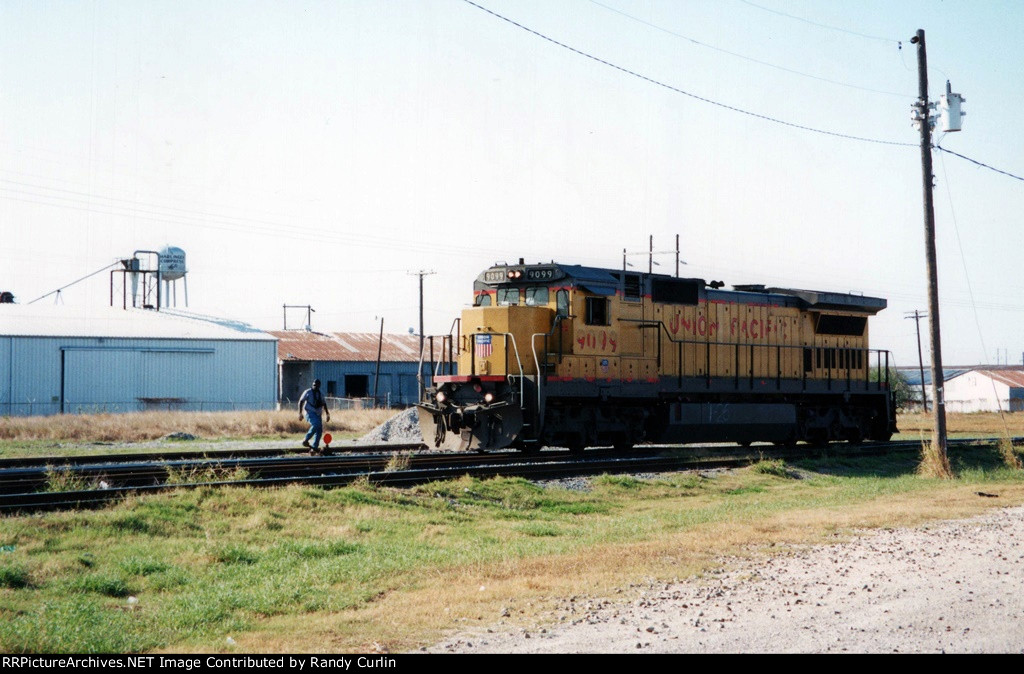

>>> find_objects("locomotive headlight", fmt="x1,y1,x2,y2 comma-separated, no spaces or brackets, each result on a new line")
483,392,495,404
436,391,447,404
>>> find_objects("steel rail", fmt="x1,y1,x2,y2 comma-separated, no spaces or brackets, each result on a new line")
0,442,427,470
0,437,1016,514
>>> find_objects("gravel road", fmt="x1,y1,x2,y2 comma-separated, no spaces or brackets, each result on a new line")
430,505,1024,653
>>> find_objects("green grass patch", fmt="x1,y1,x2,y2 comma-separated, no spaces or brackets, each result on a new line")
0,444,1022,652
515,523,563,537
750,458,793,478
70,573,134,597
0,562,31,589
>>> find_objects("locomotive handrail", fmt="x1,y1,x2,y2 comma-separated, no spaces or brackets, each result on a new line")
501,332,526,411
529,314,568,434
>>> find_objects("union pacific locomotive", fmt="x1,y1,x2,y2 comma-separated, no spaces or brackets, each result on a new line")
417,260,896,452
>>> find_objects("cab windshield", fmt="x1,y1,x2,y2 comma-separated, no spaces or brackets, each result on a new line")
525,287,549,307
497,288,520,305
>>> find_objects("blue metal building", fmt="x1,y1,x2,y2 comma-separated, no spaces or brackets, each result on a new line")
0,305,277,416
270,331,424,408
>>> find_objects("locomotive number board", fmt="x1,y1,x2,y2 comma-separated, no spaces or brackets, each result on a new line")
483,267,563,284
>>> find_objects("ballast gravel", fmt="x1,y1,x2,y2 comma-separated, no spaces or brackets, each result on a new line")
359,408,422,444
429,504,1024,654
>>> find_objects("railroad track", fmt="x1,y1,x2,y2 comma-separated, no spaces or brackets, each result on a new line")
0,442,427,470
0,437,1017,514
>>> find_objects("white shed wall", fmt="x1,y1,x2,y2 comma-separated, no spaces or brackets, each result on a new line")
944,373,1010,413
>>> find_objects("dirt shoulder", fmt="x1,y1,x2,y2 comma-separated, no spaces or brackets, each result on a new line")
429,504,1024,654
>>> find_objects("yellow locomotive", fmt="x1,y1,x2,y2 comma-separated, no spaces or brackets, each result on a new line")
417,260,896,452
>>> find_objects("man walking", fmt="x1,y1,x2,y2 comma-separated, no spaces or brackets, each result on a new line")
298,379,330,454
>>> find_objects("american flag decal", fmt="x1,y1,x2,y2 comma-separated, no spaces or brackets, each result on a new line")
475,334,492,358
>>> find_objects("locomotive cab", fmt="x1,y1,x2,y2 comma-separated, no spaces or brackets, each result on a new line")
418,296,556,450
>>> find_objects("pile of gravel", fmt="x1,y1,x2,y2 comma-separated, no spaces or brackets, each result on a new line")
360,407,423,444
161,432,199,441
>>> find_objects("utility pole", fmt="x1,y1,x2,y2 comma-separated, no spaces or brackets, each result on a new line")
283,304,315,331
910,29,948,463
373,317,384,407
904,310,929,412
409,270,436,355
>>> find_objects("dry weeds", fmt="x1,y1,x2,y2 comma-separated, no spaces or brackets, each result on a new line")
917,439,954,479
384,452,413,472
999,437,1024,471
898,411,1024,436
0,408,395,443
3,410,1018,445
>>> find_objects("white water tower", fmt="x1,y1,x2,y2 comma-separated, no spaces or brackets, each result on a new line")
158,246,188,307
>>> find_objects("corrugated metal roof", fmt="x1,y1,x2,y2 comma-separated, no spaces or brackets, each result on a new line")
899,365,1024,388
0,304,275,340
897,367,969,387
269,331,423,362
972,369,1024,389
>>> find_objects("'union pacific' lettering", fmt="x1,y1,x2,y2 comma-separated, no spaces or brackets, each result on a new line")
668,312,719,338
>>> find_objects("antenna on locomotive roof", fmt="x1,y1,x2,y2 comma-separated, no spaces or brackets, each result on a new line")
622,234,686,276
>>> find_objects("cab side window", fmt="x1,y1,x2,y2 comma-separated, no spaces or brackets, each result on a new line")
556,290,569,317
585,297,609,325
475,293,492,306
623,274,642,302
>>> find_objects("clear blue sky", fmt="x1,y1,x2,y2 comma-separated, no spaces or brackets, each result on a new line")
2,0,1022,368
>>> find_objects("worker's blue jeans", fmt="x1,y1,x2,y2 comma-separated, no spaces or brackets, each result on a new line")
304,413,323,448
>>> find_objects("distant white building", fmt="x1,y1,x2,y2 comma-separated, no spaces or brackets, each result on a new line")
0,304,277,416
944,368,1024,413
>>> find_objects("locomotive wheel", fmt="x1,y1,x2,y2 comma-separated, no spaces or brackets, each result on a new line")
773,431,797,449
803,428,828,447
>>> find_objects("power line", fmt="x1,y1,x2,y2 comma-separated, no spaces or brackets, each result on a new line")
586,0,909,98
935,145,1024,183
27,261,121,305
736,0,900,44
938,148,1014,428
0,179,505,260
462,0,915,148
938,148,996,366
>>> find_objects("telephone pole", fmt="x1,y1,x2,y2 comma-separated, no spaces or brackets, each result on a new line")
409,270,436,354
910,29,948,463
904,310,929,412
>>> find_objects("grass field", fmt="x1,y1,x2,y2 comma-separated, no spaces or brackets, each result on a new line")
897,411,1024,438
0,409,1023,653
0,409,395,455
